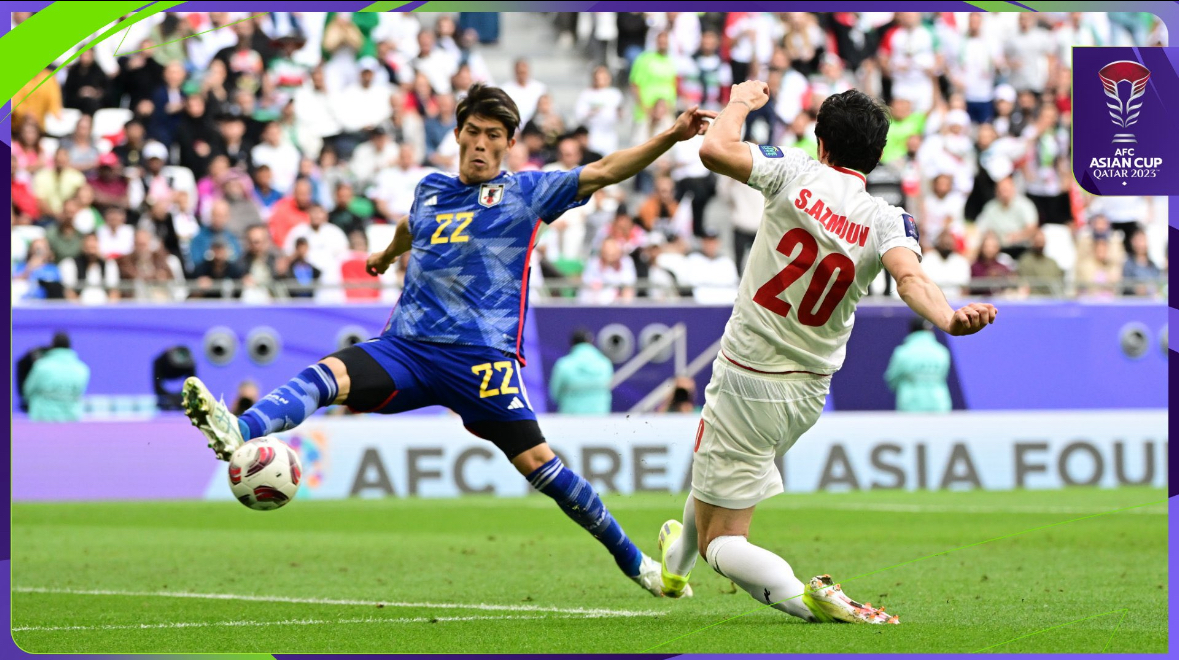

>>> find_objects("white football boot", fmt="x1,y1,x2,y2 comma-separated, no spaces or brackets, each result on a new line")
182,376,245,461
631,554,665,597
802,575,899,624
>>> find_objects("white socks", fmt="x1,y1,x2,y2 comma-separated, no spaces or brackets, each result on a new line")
665,496,700,577
705,535,815,622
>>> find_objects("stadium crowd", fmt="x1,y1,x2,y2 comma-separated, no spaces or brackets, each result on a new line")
9,10,1169,305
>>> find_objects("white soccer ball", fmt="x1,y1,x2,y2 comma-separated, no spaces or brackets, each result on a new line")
228,437,302,510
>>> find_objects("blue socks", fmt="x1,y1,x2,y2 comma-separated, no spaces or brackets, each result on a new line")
238,364,339,441
527,456,642,577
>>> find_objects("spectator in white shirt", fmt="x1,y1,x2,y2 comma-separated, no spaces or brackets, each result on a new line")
293,66,343,151
250,121,301,195
349,127,401,189
374,144,436,219
96,206,135,260
886,13,937,113
669,133,715,238
575,65,624,155
283,204,349,274
921,173,966,244
411,30,459,94
921,231,972,299
580,238,637,304
1004,14,1054,93
685,233,739,304
501,58,546,127
952,13,1005,124
60,232,120,303
334,57,393,134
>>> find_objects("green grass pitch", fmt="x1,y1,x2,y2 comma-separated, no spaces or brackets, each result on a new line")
11,487,1168,653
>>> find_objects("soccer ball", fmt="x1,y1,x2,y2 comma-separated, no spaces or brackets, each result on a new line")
228,437,302,510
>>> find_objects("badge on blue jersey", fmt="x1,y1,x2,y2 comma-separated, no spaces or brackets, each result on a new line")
478,183,505,208
759,145,784,158
902,213,919,241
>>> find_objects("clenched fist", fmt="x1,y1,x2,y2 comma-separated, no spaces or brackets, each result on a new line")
945,303,998,336
729,80,770,112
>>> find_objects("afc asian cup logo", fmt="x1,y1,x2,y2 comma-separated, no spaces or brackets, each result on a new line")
1099,60,1151,144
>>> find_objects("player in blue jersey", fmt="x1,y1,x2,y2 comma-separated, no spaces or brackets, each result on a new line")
182,83,715,596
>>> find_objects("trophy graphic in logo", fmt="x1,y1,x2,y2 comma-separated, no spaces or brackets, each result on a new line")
1099,60,1151,144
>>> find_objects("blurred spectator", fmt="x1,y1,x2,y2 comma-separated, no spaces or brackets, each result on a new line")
240,224,285,295
268,177,315,247
23,332,89,422
251,122,301,194
59,232,120,303
630,31,677,122
1005,14,1054,93
411,29,459,94
576,65,624,154
191,237,244,298
213,17,266,89
425,93,459,156
149,61,188,146
669,133,714,238
13,120,47,175
139,196,184,262
523,94,566,149
881,97,925,165
885,318,951,413
33,148,86,217
177,94,219,179
112,119,148,172
975,177,1037,257
664,375,698,413
952,13,1005,124
637,175,679,234
63,48,110,117
921,173,965,244
337,57,394,135
501,58,546,126
46,202,84,262
90,153,130,211
970,232,1014,295
222,173,264,235
571,126,604,165
284,204,349,273
1121,229,1160,296
117,229,185,290
886,13,937,113
231,379,260,417
14,67,63,130
127,141,173,213
1075,236,1123,297
549,328,614,414
190,199,242,268
328,181,368,235
580,238,636,304
70,185,103,234
251,164,283,216
14,238,64,300
96,206,134,260
717,174,762,271
1016,228,1064,296
287,236,322,298
64,114,99,174
922,231,971,299
351,126,400,188
340,230,382,301
375,145,434,220
684,232,738,303
1022,104,1070,226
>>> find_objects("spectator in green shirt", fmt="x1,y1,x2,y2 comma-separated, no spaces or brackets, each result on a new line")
23,332,90,422
881,97,926,165
549,329,614,414
629,31,678,122
885,319,952,413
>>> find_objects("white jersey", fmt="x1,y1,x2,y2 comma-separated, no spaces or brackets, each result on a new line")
720,144,922,375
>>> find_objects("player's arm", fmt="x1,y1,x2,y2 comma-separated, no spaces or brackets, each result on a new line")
365,216,412,277
698,80,770,183
576,106,716,199
882,246,998,337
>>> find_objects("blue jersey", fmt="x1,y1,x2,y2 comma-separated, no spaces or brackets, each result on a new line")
384,168,587,363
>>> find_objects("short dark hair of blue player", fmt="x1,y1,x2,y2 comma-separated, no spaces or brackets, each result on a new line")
456,83,521,137
814,89,891,175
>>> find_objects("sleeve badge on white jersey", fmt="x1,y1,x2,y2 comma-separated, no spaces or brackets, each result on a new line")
902,213,919,241
758,145,784,158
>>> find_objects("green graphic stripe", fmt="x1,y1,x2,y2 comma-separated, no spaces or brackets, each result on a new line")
643,498,1166,652
116,12,264,56
359,1,415,11
972,608,1129,653
963,1,1030,10
3,0,183,121
1,1,143,106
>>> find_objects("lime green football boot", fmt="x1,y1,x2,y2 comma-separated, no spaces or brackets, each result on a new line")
657,520,694,598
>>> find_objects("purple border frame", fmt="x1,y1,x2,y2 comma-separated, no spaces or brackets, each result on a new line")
0,2,1173,658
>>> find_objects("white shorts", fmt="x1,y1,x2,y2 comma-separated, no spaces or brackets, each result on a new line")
691,355,831,510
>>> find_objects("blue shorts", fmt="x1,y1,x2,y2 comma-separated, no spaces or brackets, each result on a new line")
352,334,537,426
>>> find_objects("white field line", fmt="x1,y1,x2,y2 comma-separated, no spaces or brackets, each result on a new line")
11,586,663,618
13,613,569,633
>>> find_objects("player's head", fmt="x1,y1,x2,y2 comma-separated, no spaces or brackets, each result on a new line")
815,90,890,174
454,83,520,185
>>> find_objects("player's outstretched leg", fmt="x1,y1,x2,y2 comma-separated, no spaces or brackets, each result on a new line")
658,496,698,597
525,455,663,596
183,363,339,461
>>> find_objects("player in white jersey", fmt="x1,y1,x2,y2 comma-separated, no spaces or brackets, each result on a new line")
656,83,997,624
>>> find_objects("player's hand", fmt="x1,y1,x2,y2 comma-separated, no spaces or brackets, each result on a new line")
366,251,394,277
729,80,770,112
669,105,718,141
945,303,997,336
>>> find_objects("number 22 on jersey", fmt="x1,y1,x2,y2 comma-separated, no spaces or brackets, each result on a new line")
753,228,855,327
431,212,474,244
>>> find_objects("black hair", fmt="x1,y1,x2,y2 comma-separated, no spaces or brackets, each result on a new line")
456,83,521,137
909,318,933,334
52,331,71,349
570,328,594,347
814,90,890,174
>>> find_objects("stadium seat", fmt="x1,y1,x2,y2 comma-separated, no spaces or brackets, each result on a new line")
92,108,132,142
43,108,81,138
